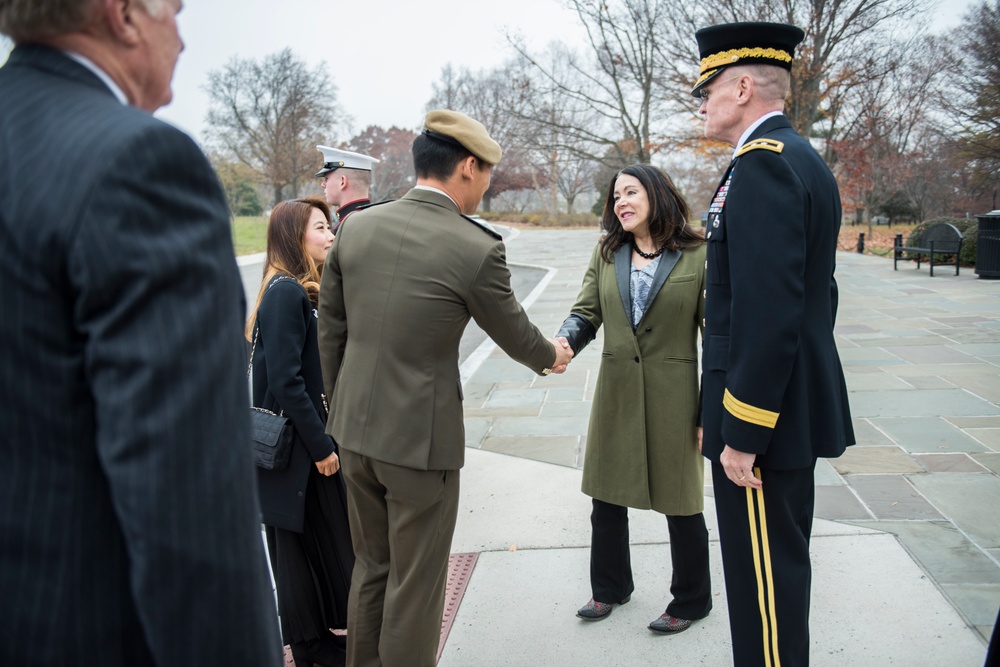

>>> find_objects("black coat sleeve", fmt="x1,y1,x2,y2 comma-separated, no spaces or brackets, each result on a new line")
555,314,597,355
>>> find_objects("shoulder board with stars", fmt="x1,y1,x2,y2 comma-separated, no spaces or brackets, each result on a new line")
735,138,785,158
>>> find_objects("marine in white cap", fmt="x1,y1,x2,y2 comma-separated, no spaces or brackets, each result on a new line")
315,145,379,232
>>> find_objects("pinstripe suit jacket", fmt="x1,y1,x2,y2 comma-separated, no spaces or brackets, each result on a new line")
0,45,282,666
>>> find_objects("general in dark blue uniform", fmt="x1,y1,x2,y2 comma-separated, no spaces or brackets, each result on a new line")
693,22,855,667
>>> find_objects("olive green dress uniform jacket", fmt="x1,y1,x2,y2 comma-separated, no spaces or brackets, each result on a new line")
566,243,706,515
317,188,555,471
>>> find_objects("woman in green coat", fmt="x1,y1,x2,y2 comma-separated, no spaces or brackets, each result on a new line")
556,164,711,634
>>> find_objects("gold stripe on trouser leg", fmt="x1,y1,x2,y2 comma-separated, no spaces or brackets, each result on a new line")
745,467,780,667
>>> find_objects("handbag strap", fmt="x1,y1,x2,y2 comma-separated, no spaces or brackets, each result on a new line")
248,275,296,412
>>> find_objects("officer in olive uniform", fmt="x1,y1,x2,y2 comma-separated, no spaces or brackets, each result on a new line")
317,110,573,667
694,22,855,667
315,145,379,233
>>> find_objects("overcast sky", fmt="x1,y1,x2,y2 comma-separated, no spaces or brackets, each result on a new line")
0,0,980,143
154,0,977,145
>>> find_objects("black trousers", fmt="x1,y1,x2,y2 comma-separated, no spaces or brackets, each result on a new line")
266,468,354,645
711,461,816,667
589,498,712,620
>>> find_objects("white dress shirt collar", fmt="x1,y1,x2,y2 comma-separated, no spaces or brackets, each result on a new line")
733,110,784,158
63,50,128,105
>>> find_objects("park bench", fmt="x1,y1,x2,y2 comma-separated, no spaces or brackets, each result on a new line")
893,222,963,276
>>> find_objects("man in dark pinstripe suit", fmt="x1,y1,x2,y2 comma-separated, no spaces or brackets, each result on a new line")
0,1,283,665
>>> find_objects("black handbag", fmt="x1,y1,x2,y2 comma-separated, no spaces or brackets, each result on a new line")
248,323,294,471
249,405,293,471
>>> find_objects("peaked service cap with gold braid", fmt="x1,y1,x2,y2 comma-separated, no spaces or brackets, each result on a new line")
692,22,804,97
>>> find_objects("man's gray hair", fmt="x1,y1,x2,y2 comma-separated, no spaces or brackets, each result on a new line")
0,0,164,42
742,64,792,102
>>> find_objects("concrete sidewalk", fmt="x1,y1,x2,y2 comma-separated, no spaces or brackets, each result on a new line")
438,228,997,666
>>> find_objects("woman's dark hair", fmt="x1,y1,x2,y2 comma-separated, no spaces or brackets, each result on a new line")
598,164,704,263
245,196,332,340
412,132,474,181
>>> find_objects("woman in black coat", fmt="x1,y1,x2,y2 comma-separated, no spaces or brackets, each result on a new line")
246,197,353,667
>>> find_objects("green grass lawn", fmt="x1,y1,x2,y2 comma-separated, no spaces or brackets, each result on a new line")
232,215,268,256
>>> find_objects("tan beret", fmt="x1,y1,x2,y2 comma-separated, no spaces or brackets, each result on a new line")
422,109,502,165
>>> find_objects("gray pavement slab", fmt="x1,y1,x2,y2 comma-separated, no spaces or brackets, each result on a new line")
851,520,1000,585
941,584,1000,627
488,416,590,438
830,446,924,474
479,435,582,468
972,452,1000,473
872,416,989,453
541,400,592,418
903,374,962,389
848,388,999,418
976,422,1000,444
463,418,493,448
915,453,991,472
960,375,1000,404
482,388,546,408
814,485,872,521
851,418,897,446
845,474,945,520
951,417,1000,428
907,473,1000,547
885,344,980,364
843,369,914,391
814,458,846,486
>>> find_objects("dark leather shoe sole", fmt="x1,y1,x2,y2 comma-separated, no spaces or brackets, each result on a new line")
576,594,631,621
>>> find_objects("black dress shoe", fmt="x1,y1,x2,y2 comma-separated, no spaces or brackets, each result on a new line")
576,594,631,621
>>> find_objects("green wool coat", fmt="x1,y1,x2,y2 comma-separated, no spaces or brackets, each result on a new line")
571,242,706,515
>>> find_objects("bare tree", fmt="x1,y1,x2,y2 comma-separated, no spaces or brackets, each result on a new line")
204,49,340,205
939,0,1000,208
342,125,418,202
427,63,539,212
509,0,680,167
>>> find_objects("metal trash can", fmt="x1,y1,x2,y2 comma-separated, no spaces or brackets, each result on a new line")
976,210,1000,279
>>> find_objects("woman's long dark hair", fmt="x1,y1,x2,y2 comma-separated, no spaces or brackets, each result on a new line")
245,196,332,340
598,164,704,263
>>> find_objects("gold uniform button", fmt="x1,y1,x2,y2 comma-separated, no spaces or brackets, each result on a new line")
703,289,707,298
707,231,712,239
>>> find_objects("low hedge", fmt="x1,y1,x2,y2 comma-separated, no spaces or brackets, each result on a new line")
478,211,600,227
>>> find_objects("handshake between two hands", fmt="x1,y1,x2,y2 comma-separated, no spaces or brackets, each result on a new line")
547,337,573,374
